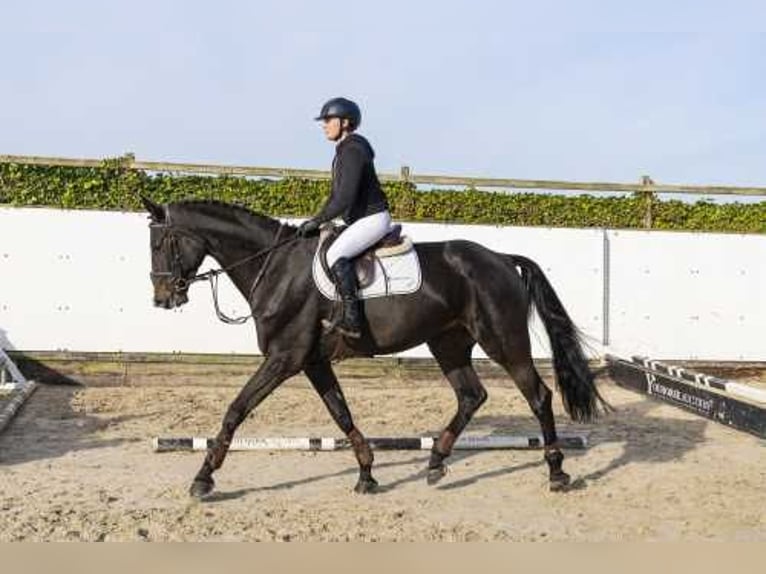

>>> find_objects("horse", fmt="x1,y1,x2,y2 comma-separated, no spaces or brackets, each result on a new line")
141,196,608,499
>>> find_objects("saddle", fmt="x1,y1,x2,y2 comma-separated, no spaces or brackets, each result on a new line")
318,223,413,289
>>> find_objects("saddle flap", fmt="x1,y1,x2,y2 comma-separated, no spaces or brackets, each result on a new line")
312,237,422,302
355,253,377,288
316,222,413,289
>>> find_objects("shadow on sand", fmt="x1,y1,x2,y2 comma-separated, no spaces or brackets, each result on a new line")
202,384,710,501
0,383,149,466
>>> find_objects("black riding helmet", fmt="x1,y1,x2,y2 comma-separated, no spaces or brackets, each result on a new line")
315,97,362,130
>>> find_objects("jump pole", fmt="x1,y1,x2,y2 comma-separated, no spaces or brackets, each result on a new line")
631,356,766,405
153,433,589,453
606,354,766,439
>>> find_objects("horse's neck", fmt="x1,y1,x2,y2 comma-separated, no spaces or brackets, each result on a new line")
206,241,260,300
182,209,279,301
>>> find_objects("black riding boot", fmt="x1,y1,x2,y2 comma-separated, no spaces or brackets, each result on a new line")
324,257,362,339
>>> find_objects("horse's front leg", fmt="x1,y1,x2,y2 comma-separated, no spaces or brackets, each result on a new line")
190,354,301,499
304,361,377,494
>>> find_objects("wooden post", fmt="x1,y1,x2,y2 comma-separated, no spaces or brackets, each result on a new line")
641,175,655,229
400,165,411,183
122,152,136,168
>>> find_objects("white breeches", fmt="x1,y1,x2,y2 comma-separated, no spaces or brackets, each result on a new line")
326,210,393,268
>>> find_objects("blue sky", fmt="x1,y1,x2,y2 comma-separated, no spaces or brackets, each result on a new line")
2,0,765,188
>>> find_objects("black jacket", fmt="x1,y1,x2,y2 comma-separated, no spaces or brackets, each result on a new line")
314,134,389,225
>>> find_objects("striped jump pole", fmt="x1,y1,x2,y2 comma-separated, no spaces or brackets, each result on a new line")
153,433,589,453
631,356,766,405
607,354,766,439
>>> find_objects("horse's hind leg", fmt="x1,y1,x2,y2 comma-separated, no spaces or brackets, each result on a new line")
426,329,488,485
304,361,377,494
481,334,570,491
508,359,570,490
190,353,301,499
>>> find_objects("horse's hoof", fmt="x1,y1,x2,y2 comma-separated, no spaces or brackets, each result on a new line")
354,477,379,494
426,465,448,486
189,478,215,499
549,472,571,492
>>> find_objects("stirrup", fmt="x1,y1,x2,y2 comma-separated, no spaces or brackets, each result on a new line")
321,317,361,339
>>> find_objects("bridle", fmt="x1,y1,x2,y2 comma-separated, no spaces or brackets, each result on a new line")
149,212,297,324
149,221,202,293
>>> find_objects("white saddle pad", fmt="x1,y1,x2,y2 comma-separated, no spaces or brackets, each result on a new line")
312,246,423,301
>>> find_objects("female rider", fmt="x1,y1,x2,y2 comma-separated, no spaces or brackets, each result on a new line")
297,97,392,339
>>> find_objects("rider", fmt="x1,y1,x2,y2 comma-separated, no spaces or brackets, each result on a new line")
297,97,392,339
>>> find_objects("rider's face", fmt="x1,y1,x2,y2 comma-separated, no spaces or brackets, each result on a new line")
322,117,345,141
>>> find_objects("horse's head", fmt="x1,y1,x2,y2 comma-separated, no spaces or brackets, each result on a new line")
142,196,207,309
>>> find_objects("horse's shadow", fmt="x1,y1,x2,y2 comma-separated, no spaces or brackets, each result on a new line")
200,455,425,502
202,449,547,503
380,391,710,493
203,386,711,501
466,391,710,487
0,384,150,466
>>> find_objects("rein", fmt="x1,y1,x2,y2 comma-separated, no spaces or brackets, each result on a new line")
152,219,297,325
203,224,290,325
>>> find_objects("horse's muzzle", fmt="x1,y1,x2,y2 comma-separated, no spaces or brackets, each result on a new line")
154,291,189,309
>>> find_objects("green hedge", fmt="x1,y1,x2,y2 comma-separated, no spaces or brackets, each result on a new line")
1,159,763,233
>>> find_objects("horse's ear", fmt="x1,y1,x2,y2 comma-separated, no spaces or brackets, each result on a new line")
140,194,165,222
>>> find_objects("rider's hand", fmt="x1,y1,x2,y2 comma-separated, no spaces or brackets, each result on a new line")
297,219,321,238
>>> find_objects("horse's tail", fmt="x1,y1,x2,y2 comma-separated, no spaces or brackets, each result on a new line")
510,254,610,422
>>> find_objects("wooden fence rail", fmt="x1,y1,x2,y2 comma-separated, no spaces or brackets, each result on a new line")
2,153,766,197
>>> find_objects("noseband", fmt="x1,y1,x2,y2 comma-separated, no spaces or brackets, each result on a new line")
149,221,201,292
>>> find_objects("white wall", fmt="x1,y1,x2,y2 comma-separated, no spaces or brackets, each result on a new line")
0,207,763,361
607,230,766,361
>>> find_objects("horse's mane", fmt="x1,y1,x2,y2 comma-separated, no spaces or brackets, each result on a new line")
172,199,296,230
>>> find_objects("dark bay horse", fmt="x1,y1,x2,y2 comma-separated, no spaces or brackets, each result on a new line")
141,197,608,498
